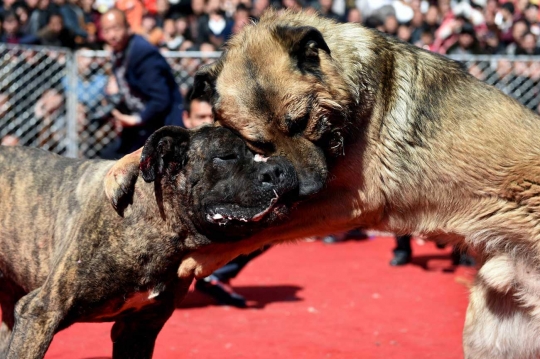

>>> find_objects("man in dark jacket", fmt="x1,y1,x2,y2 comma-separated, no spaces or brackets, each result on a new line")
100,8,183,159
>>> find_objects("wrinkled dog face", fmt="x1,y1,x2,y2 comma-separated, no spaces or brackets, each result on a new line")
192,14,357,198
140,126,299,240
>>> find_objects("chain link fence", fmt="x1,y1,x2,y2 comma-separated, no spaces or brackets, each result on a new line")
0,45,539,158
0,44,221,158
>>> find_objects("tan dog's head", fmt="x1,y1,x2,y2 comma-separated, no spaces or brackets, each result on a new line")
192,11,357,197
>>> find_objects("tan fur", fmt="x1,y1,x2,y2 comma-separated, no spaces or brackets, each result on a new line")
179,10,540,357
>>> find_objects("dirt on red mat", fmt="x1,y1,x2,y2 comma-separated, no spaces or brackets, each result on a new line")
43,236,474,359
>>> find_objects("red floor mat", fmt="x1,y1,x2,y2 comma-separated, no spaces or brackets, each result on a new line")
40,236,474,359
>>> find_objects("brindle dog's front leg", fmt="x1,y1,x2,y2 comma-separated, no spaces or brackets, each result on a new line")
111,288,177,359
7,287,69,359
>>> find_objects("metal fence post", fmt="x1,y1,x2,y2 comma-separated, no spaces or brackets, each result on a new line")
65,49,78,158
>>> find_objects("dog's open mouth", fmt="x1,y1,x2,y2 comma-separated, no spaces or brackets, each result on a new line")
205,190,281,225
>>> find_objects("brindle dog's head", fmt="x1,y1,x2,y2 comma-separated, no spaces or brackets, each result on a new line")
192,11,357,198
108,126,298,241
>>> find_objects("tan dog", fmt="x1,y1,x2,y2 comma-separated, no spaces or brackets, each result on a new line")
147,10,540,358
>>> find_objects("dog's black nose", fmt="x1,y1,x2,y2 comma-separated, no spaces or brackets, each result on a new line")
258,162,285,187
258,157,298,195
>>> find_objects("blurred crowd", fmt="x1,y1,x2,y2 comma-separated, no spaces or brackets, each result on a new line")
3,0,540,153
1,0,540,56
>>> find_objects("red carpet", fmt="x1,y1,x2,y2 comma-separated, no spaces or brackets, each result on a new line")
43,236,474,359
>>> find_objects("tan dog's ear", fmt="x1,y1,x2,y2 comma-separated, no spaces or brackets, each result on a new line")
192,61,222,101
104,148,142,216
274,26,331,72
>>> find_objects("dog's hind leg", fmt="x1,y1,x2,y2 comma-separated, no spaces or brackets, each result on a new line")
0,273,25,357
463,273,540,359
110,289,176,359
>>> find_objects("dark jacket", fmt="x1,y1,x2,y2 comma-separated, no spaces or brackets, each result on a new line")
112,34,184,155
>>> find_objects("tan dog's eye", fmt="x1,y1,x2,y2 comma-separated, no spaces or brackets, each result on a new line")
285,113,310,136
247,140,275,155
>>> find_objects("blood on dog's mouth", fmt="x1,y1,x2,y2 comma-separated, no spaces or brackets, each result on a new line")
205,190,282,225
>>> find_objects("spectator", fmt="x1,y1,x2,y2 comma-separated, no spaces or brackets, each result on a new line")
251,0,269,19
397,23,412,43
13,2,30,33
154,0,170,26
174,14,191,41
446,21,484,55
0,10,36,44
524,3,540,36
181,86,213,128
160,17,182,50
80,0,101,44
138,13,162,45
506,18,530,55
483,30,505,54
383,14,398,36
54,0,88,39
0,0,18,15
415,28,435,51
313,0,341,22
231,3,251,35
496,2,515,45
27,0,55,36
37,12,77,48
116,0,144,32
72,45,108,111
34,88,66,151
346,8,362,24
516,31,540,55
99,8,183,159
197,8,233,48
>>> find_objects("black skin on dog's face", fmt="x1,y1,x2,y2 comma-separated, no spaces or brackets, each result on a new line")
140,126,299,241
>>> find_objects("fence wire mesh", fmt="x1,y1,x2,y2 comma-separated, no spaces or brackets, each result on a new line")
0,45,539,158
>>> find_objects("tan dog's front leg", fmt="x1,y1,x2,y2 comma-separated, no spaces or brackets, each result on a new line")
7,288,67,359
463,278,540,359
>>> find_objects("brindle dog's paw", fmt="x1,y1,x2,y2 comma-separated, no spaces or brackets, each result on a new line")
104,148,142,216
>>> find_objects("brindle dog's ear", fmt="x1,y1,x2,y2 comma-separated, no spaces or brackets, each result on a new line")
192,61,222,101
104,148,142,216
274,26,331,72
140,126,190,183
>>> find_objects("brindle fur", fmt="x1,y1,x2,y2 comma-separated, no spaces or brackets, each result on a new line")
179,10,540,359
0,125,297,359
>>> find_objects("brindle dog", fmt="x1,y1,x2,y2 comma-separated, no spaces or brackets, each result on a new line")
0,125,298,359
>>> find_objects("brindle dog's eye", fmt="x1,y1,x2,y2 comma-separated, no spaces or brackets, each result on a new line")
213,153,239,164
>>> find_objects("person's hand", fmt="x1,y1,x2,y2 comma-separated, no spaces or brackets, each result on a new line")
112,109,140,127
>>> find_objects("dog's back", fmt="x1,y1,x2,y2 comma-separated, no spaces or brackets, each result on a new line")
0,146,113,292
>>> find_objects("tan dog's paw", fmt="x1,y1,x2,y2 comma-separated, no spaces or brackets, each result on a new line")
104,148,143,216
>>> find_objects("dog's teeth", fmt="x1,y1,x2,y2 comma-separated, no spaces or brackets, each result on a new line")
254,154,269,162
212,213,224,220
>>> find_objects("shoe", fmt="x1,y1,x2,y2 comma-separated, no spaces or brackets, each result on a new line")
452,252,476,267
345,228,368,240
195,275,247,308
390,251,411,266
322,233,347,244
